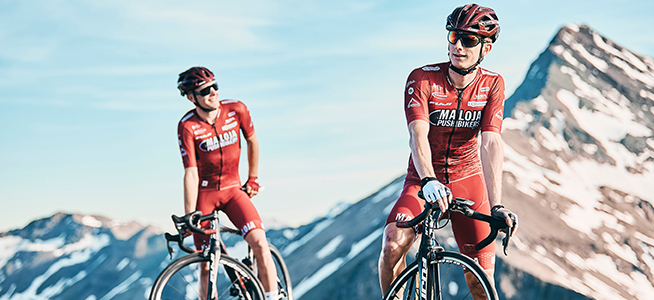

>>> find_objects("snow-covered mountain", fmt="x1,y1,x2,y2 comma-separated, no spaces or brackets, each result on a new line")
1,24,654,300
499,23,654,299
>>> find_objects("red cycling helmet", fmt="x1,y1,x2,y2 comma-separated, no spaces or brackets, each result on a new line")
177,67,215,96
446,4,500,43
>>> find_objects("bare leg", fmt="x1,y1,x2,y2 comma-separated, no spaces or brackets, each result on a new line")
245,228,278,292
465,269,496,300
378,223,417,295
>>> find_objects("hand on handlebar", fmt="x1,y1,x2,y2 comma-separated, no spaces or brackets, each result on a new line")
420,177,452,211
242,177,260,198
491,205,519,237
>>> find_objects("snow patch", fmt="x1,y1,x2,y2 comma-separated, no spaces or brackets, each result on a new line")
293,229,382,298
537,126,568,152
316,235,343,259
611,57,654,87
641,89,654,102
371,181,402,203
8,234,111,299
116,258,130,271
571,42,608,71
282,219,334,256
532,95,549,113
559,66,653,139
293,258,344,299
81,216,103,228
0,236,22,270
601,232,638,266
564,23,580,32
226,240,249,260
282,229,299,240
99,271,142,300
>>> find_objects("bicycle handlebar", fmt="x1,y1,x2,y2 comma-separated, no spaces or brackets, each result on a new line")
396,195,514,255
164,211,241,255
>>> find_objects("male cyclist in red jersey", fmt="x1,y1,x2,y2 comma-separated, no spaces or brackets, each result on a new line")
176,66,278,300
379,4,518,299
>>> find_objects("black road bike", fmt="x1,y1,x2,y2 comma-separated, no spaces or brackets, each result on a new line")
149,211,293,300
383,198,515,300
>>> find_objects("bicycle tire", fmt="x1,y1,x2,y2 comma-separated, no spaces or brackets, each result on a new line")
150,252,265,300
383,251,496,300
247,243,294,300
269,244,294,300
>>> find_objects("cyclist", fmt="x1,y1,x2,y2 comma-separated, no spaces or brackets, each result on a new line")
378,4,518,299
176,66,278,300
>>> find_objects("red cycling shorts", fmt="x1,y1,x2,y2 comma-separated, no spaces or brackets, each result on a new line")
193,186,264,250
385,173,496,269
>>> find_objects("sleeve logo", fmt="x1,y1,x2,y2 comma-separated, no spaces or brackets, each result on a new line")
408,98,421,108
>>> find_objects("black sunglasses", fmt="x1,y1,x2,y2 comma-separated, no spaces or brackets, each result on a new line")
194,83,219,96
447,31,482,48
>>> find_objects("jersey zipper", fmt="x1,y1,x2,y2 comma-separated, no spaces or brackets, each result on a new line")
212,123,223,190
444,89,464,184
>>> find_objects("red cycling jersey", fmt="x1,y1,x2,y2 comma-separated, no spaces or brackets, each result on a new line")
404,62,505,184
178,99,255,191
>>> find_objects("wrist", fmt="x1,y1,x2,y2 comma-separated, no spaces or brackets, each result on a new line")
420,177,438,187
491,204,505,213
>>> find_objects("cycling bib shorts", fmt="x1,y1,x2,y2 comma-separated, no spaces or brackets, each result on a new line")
193,186,264,250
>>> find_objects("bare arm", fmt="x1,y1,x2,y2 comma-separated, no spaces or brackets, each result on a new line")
480,131,503,207
183,167,199,214
243,132,260,197
245,133,259,178
408,120,435,179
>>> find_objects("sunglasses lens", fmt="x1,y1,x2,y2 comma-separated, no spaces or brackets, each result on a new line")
447,31,458,44
195,83,218,96
461,35,480,47
448,32,481,47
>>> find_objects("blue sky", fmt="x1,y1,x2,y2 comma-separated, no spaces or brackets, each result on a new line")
1,0,653,232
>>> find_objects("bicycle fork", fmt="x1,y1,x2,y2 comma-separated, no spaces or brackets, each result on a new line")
206,217,221,300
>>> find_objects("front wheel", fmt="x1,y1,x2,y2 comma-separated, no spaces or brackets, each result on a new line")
150,253,265,300
383,251,496,300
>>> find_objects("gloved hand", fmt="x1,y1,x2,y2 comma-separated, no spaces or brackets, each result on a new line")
491,205,519,236
242,177,260,198
421,177,451,211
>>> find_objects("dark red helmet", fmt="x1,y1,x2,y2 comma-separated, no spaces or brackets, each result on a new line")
446,4,500,43
177,67,215,96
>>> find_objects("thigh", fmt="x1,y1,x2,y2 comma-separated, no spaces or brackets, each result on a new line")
193,189,225,250
448,174,496,269
385,182,424,226
221,188,264,237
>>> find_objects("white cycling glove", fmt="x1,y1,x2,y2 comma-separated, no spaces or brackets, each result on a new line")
420,177,451,206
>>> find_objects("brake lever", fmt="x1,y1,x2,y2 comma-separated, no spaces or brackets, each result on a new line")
501,217,518,255
165,233,179,259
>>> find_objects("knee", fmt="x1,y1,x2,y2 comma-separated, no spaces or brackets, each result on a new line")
246,230,269,254
380,226,413,261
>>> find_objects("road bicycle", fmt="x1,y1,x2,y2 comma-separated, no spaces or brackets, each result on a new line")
149,210,293,300
383,197,515,300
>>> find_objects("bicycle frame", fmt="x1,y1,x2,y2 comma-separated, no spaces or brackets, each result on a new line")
415,208,445,300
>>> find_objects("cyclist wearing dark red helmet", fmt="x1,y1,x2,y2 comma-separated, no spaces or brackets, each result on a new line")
379,4,518,298
176,66,278,300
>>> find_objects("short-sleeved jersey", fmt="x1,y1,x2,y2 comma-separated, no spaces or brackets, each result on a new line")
178,100,255,190
404,62,505,184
